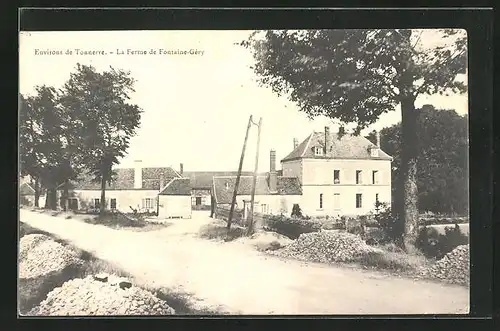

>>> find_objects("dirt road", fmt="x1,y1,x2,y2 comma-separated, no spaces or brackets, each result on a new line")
19,209,469,315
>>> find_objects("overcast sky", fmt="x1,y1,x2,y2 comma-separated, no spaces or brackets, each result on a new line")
19,30,468,172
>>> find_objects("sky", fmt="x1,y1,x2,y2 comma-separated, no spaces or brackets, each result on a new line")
19,30,468,172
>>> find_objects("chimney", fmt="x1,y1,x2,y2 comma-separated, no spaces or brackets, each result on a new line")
324,126,332,154
376,131,381,148
159,172,165,191
179,163,184,176
293,138,298,149
269,150,277,192
134,160,142,189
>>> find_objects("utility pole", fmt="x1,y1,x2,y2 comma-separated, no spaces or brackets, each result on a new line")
227,115,253,234
247,117,262,236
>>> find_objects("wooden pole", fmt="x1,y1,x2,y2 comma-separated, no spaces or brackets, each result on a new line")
247,117,262,236
227,115,253,234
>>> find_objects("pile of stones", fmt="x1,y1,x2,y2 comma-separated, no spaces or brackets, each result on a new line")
28,274,176,316
421,245,470,286
270,229,380,263
19,234,84,313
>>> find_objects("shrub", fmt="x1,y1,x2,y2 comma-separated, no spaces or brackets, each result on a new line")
416,224,469,259
264,214,321,239
291,204,303,218
370,202,399,244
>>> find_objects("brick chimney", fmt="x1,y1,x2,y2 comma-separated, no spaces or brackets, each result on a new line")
179,163,184,176
324,126,332,154
293,138,298,149
134,160,142,189
269,150,277,192
376,131,381,148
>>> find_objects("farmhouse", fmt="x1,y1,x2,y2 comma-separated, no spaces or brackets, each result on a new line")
182,170,257,210
212,150,303,215
281,126,393,217
59,161,191,218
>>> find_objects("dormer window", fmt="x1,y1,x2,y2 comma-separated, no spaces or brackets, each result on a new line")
314,146,323,156
225,182,230,190
370,147,379,157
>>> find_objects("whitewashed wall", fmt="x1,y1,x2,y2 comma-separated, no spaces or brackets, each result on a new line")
158,195,192,219
67,189,159,213
235,194,302,216
282,158,392,217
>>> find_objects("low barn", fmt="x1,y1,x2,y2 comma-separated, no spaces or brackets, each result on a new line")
158,178,192,219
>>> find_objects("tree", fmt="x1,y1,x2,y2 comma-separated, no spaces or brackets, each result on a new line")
59,64,142,216
243,29,467,250
20,86,70,210
367,105,468,216
19,94,43,207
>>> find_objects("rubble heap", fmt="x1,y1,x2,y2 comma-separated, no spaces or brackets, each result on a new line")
29,274,176,316
19,234,84,313
270,230,380,263
422,245,470,286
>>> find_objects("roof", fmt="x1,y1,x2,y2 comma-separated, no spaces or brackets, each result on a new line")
213,175,302,204
183,171,260,189
68,167,181,190
159,178,192,196
19,183,35,195
281,132,392,162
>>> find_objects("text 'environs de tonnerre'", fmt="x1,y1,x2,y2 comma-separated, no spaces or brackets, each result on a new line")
33,48,205,56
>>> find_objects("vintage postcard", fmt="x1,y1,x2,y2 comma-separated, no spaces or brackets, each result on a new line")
19,29,469,316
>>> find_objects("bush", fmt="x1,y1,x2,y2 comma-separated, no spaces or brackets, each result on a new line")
291,204,303,218
264,215,321,239
416,224,469,259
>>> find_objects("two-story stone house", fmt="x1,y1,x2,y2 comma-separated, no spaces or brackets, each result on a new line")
281,126,393,217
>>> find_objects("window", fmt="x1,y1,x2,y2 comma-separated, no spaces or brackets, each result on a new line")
225,182,230,190
94,198,100,208
319,193,323,209
372,170,379,184
110,198,117,210
261,204,269,214
356,170,363,184
333,170,340,184
356,194,362,208
333,193,341,210
370,147,379,157
195,197,202,205
314,146,323,156
143,198,155,209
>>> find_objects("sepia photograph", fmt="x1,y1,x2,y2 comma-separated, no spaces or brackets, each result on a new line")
18,28,469,316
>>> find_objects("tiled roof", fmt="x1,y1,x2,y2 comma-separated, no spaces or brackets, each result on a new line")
19,183,35,195
68,167,180,190
159,178,192,196
213,175,302,204
183,171,259,189
281,132,392,162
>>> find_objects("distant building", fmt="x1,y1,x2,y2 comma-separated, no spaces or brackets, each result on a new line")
212,150,303,215
281,126,393,217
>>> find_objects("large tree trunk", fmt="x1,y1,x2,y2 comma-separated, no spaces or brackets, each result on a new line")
34,177,40,208
46,188,57,210
399,96,420,251
100,175,106,217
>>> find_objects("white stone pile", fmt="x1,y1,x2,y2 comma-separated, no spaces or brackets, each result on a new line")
19,234,83,280
29,274,176,316
422,245,470,286
270,230,380,263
